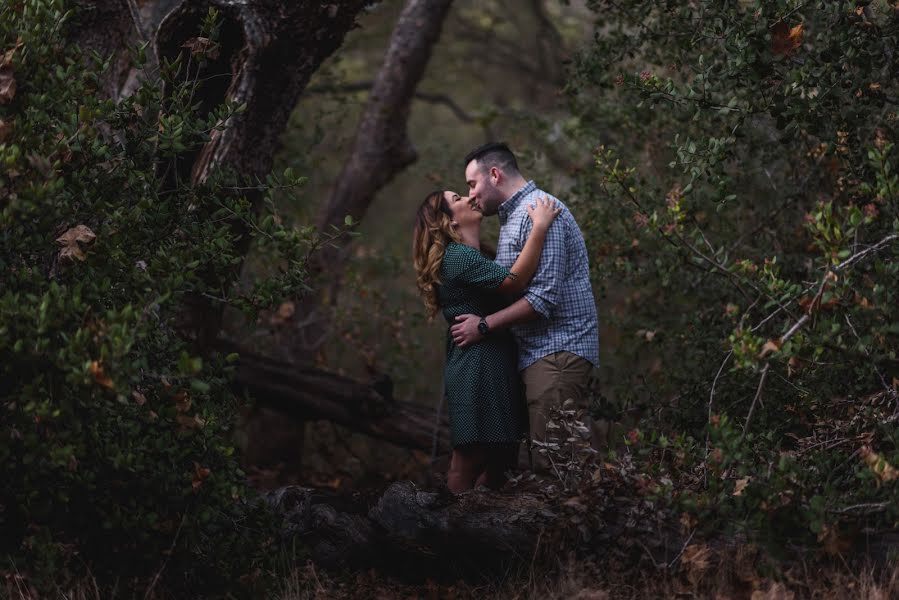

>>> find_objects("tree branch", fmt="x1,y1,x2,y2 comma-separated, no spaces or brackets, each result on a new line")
306,81,479,124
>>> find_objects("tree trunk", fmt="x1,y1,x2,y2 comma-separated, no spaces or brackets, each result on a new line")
149,0,370,346
155,0,369,186
291,0,455,358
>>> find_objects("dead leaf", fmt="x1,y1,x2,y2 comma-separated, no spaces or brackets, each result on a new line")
132,390,147,406
771,21,803,57
0,45,17,104
181,37,220,59
758,338,782,358
270,301,295,326
89,360,114,389
817,524,852,556
173,391,191,413
859,445,899,485
733,476,750,496
680,544,712,585
798,293,838,314
679,512,698,534
176,413,206,430
192,462,211,490
55,225,96,261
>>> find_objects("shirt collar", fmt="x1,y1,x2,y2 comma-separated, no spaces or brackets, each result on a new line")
497,180,537,225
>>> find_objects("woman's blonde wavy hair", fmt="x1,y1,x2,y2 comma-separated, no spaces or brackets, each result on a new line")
412,191,461,319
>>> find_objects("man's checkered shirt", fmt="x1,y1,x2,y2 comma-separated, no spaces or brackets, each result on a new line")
494,180,599,371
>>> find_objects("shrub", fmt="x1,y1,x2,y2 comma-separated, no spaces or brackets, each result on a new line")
0,1,316,593
562,0,899,549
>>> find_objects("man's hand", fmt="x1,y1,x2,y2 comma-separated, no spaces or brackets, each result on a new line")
451,314,483,348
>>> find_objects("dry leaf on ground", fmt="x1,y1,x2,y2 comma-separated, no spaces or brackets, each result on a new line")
680,544,712,586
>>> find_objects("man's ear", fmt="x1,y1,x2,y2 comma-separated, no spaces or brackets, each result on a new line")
490,166,501,185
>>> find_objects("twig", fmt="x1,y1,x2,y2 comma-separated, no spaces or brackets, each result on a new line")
528,527,545,591
709,351,733,422
636,539,664,569
830,502,890,515
304,560,326,595
668,528,697,568
845,313,896,397
781,313,810,341
705,351,732,485
144,511,188,599
740,363,770,443
125,0,150,43
834,234,897,272
741,313,809,442
796,435,862,456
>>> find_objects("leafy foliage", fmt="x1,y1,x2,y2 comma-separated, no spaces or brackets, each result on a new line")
563,0,899,551
0,1,323,593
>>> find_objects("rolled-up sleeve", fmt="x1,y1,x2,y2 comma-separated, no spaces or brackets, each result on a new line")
522,216,565,319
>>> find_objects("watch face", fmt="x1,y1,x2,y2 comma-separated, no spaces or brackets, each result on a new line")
478,320,489,335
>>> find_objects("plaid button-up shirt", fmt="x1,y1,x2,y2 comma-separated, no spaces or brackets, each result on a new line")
495,181,599,371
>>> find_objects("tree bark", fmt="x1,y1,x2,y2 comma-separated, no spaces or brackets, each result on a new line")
291,0,455,357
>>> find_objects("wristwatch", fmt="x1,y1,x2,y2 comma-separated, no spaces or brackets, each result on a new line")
477,317,490,336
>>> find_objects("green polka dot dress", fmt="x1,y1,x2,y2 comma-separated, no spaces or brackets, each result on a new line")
438,242,527,447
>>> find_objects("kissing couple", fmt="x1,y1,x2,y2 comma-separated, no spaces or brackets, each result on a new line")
412,142,600,493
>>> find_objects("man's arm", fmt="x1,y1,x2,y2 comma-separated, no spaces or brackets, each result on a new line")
451,197,568,348
450,297,539,348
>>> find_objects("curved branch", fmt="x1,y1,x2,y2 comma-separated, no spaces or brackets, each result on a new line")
306,80,479,124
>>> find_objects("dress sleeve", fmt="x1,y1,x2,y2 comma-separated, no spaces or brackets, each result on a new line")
444,243,511,290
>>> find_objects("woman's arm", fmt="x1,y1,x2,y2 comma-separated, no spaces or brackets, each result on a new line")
497,196,560,294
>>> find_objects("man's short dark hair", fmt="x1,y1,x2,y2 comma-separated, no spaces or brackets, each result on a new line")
464,142,519,174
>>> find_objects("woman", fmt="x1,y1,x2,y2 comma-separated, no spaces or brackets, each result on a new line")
412,190,560,493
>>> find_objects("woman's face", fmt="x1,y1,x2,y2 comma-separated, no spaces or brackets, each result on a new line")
443,190,481,227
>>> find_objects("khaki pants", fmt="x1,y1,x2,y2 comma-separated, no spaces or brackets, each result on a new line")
521,351,603,471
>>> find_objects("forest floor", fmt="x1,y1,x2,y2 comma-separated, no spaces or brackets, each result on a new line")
276,554,899,599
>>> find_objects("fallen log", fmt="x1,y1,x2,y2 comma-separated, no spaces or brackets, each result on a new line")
227,345,450,453
265,481,549,575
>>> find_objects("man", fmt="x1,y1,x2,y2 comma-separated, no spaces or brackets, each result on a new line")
451,142,600,469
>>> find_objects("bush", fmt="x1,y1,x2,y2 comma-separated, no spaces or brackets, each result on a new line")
562,0,899,550
0,1,316,594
